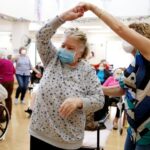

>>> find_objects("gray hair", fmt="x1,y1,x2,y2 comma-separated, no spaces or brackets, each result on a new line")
64,28,89,59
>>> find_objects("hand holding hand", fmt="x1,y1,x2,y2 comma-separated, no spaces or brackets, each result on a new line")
77,2,94,11
59,98,83,118
59,5,85,21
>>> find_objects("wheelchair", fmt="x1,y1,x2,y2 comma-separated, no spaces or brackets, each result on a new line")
0,102,10,140
82,98,112,150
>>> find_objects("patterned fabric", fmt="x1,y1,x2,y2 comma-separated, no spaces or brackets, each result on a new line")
120,52,150,145
29,16,104,150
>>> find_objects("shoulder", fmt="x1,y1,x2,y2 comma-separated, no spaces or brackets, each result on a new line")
79,60,96,73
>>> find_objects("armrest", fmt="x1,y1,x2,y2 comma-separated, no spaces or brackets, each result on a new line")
98,113,109,124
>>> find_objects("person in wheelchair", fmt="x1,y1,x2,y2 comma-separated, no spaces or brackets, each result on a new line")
103,68,124,129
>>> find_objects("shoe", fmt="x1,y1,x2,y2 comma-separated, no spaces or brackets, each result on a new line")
25,108,32,117
113,121,118,130
21,100,25,104
14,98,18,104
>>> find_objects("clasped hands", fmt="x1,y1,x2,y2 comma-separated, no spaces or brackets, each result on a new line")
59,2,93,21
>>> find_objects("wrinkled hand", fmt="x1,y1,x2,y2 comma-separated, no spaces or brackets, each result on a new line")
59,98,83,118
77,2,93,11
59,5,84,21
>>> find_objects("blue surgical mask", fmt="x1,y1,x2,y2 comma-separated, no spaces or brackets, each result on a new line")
57,48,75,64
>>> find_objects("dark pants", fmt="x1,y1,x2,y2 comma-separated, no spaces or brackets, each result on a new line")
124,132,150,150
1,81,14,118
108,97,124,118
30,136,94,150
15,74,30,101
94,96,124,121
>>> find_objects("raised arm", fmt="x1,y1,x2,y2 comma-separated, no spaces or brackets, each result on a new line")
78,3,150,61
102,85,125,97
36,5,84,67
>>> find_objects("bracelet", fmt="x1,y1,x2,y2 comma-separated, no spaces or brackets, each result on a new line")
57,15,65,23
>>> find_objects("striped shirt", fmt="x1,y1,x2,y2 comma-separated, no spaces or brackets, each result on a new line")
120,52,150,145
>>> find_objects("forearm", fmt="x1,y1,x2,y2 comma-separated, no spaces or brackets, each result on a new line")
89,5,127,37
81,94,104,114
36,16,65,43
36,16,65,66
89,4,150,60
32,67,40,74
102,85,125,97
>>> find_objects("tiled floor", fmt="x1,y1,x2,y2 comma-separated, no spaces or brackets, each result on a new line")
0,90,127,150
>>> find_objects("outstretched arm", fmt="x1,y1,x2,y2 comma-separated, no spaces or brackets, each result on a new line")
59,5,84,21
102,85,125,97
78,3,150,61
36,5,84,66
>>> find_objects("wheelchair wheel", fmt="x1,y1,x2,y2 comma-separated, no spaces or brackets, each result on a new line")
0,104,9,140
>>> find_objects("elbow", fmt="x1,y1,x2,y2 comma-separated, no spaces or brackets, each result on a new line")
99,95,105,109
36,31,41,42
113,24,125,36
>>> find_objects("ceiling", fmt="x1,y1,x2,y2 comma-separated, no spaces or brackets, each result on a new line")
0,0,149,21
0,0,149,34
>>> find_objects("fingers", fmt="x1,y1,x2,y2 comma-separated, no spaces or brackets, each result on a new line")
76,5,85,13
59,105,74,118
59,102,75,118
77,2,92,11
73,6,84,17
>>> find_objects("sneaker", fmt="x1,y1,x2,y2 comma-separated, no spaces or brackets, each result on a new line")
14,98,18,104
25,108,32,117
21,100,25,104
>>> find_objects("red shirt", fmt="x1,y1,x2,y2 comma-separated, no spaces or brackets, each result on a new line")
0,59,15,83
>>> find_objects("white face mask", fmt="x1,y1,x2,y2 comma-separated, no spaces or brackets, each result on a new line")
21,50,26,55
99,66,104,71
122,40,134,53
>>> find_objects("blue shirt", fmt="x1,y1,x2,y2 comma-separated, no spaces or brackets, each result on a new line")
120,52,150,145
97,70,104,83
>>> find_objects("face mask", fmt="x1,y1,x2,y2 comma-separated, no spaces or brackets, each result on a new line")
21,50,26,55
114,75,121,81
122,40,134,53
99,66,104,71
57,48,75,64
